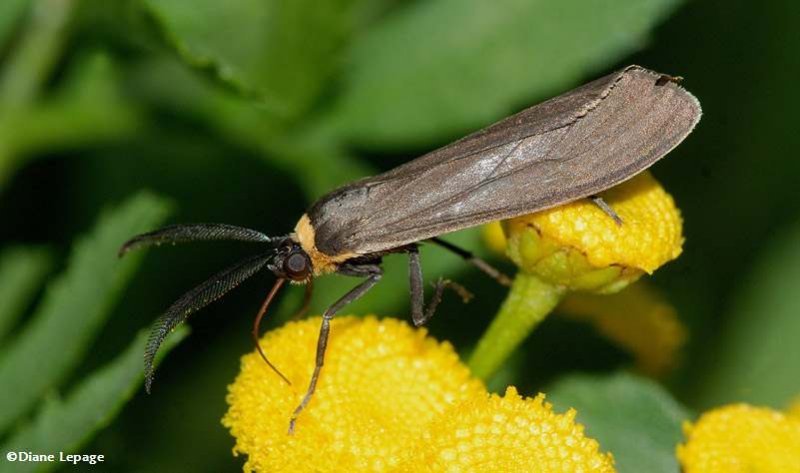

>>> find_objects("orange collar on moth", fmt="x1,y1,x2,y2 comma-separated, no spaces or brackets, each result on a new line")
293,214,355,276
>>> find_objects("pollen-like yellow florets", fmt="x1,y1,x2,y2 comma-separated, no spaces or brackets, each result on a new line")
223,316,483,472
223,316,614,472
677,403,800,473
472,172,684,380
503,172,683,292
407,387,615,472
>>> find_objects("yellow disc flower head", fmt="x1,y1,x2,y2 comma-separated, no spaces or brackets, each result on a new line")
677,403,800,473
471,172,685,380
223,316,483,471
503,171,683,293
223,316,614,472
408,387,614,473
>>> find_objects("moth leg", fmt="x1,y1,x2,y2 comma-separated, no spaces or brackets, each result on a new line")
408,246,425,326
590,196,624,226
428,237,512,286
288,263,383,434
408,247,473,326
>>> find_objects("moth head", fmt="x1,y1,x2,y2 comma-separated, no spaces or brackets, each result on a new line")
269,238,313,282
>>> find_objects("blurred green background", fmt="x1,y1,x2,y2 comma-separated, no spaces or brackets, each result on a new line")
1,0,798,472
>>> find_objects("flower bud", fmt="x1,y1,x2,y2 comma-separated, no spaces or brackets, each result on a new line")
503,172,683,293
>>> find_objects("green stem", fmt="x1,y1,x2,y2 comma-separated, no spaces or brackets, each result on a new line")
468,273,565,381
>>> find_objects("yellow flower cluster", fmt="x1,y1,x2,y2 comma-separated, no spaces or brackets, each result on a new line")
223,316,614,472
481,172,687,377
411,387,614,472
471,172,685,379
499,171,683,292
520,172,682,272
677,403,800,473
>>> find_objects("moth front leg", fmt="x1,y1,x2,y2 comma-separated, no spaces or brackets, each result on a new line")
288,262,382,433
408,246,471,327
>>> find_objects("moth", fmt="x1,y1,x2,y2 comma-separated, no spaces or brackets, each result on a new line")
120,65,701,432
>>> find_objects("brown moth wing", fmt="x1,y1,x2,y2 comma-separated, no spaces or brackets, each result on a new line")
309,65,701,257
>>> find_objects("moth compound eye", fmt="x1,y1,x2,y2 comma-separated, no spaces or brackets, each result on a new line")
284,252,310,280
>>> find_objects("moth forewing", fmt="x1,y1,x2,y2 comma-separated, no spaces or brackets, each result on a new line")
304,65,700,260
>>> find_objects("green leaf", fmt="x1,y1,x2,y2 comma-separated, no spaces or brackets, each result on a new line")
129,56,369,200
330,0,684,147
0,246,51,342
267,138,373,201
0,192,171,434
143,0,360,119
691,221,800,410
0,0,74,108
547,372,690,473
0,326,188,473
0,0,30,49
0,53,142,188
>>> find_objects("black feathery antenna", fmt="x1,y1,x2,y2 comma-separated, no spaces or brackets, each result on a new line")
143,252,273,393
118,223,282,257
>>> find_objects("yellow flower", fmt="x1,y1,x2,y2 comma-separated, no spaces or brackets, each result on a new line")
503,171,683,292
471,172,685,380
677,404,800,473
223,316,614,472
407,387,614,473
558,283,687,377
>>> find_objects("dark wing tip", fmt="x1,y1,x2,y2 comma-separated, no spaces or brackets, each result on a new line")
621,64,702,128
658,72,702,134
